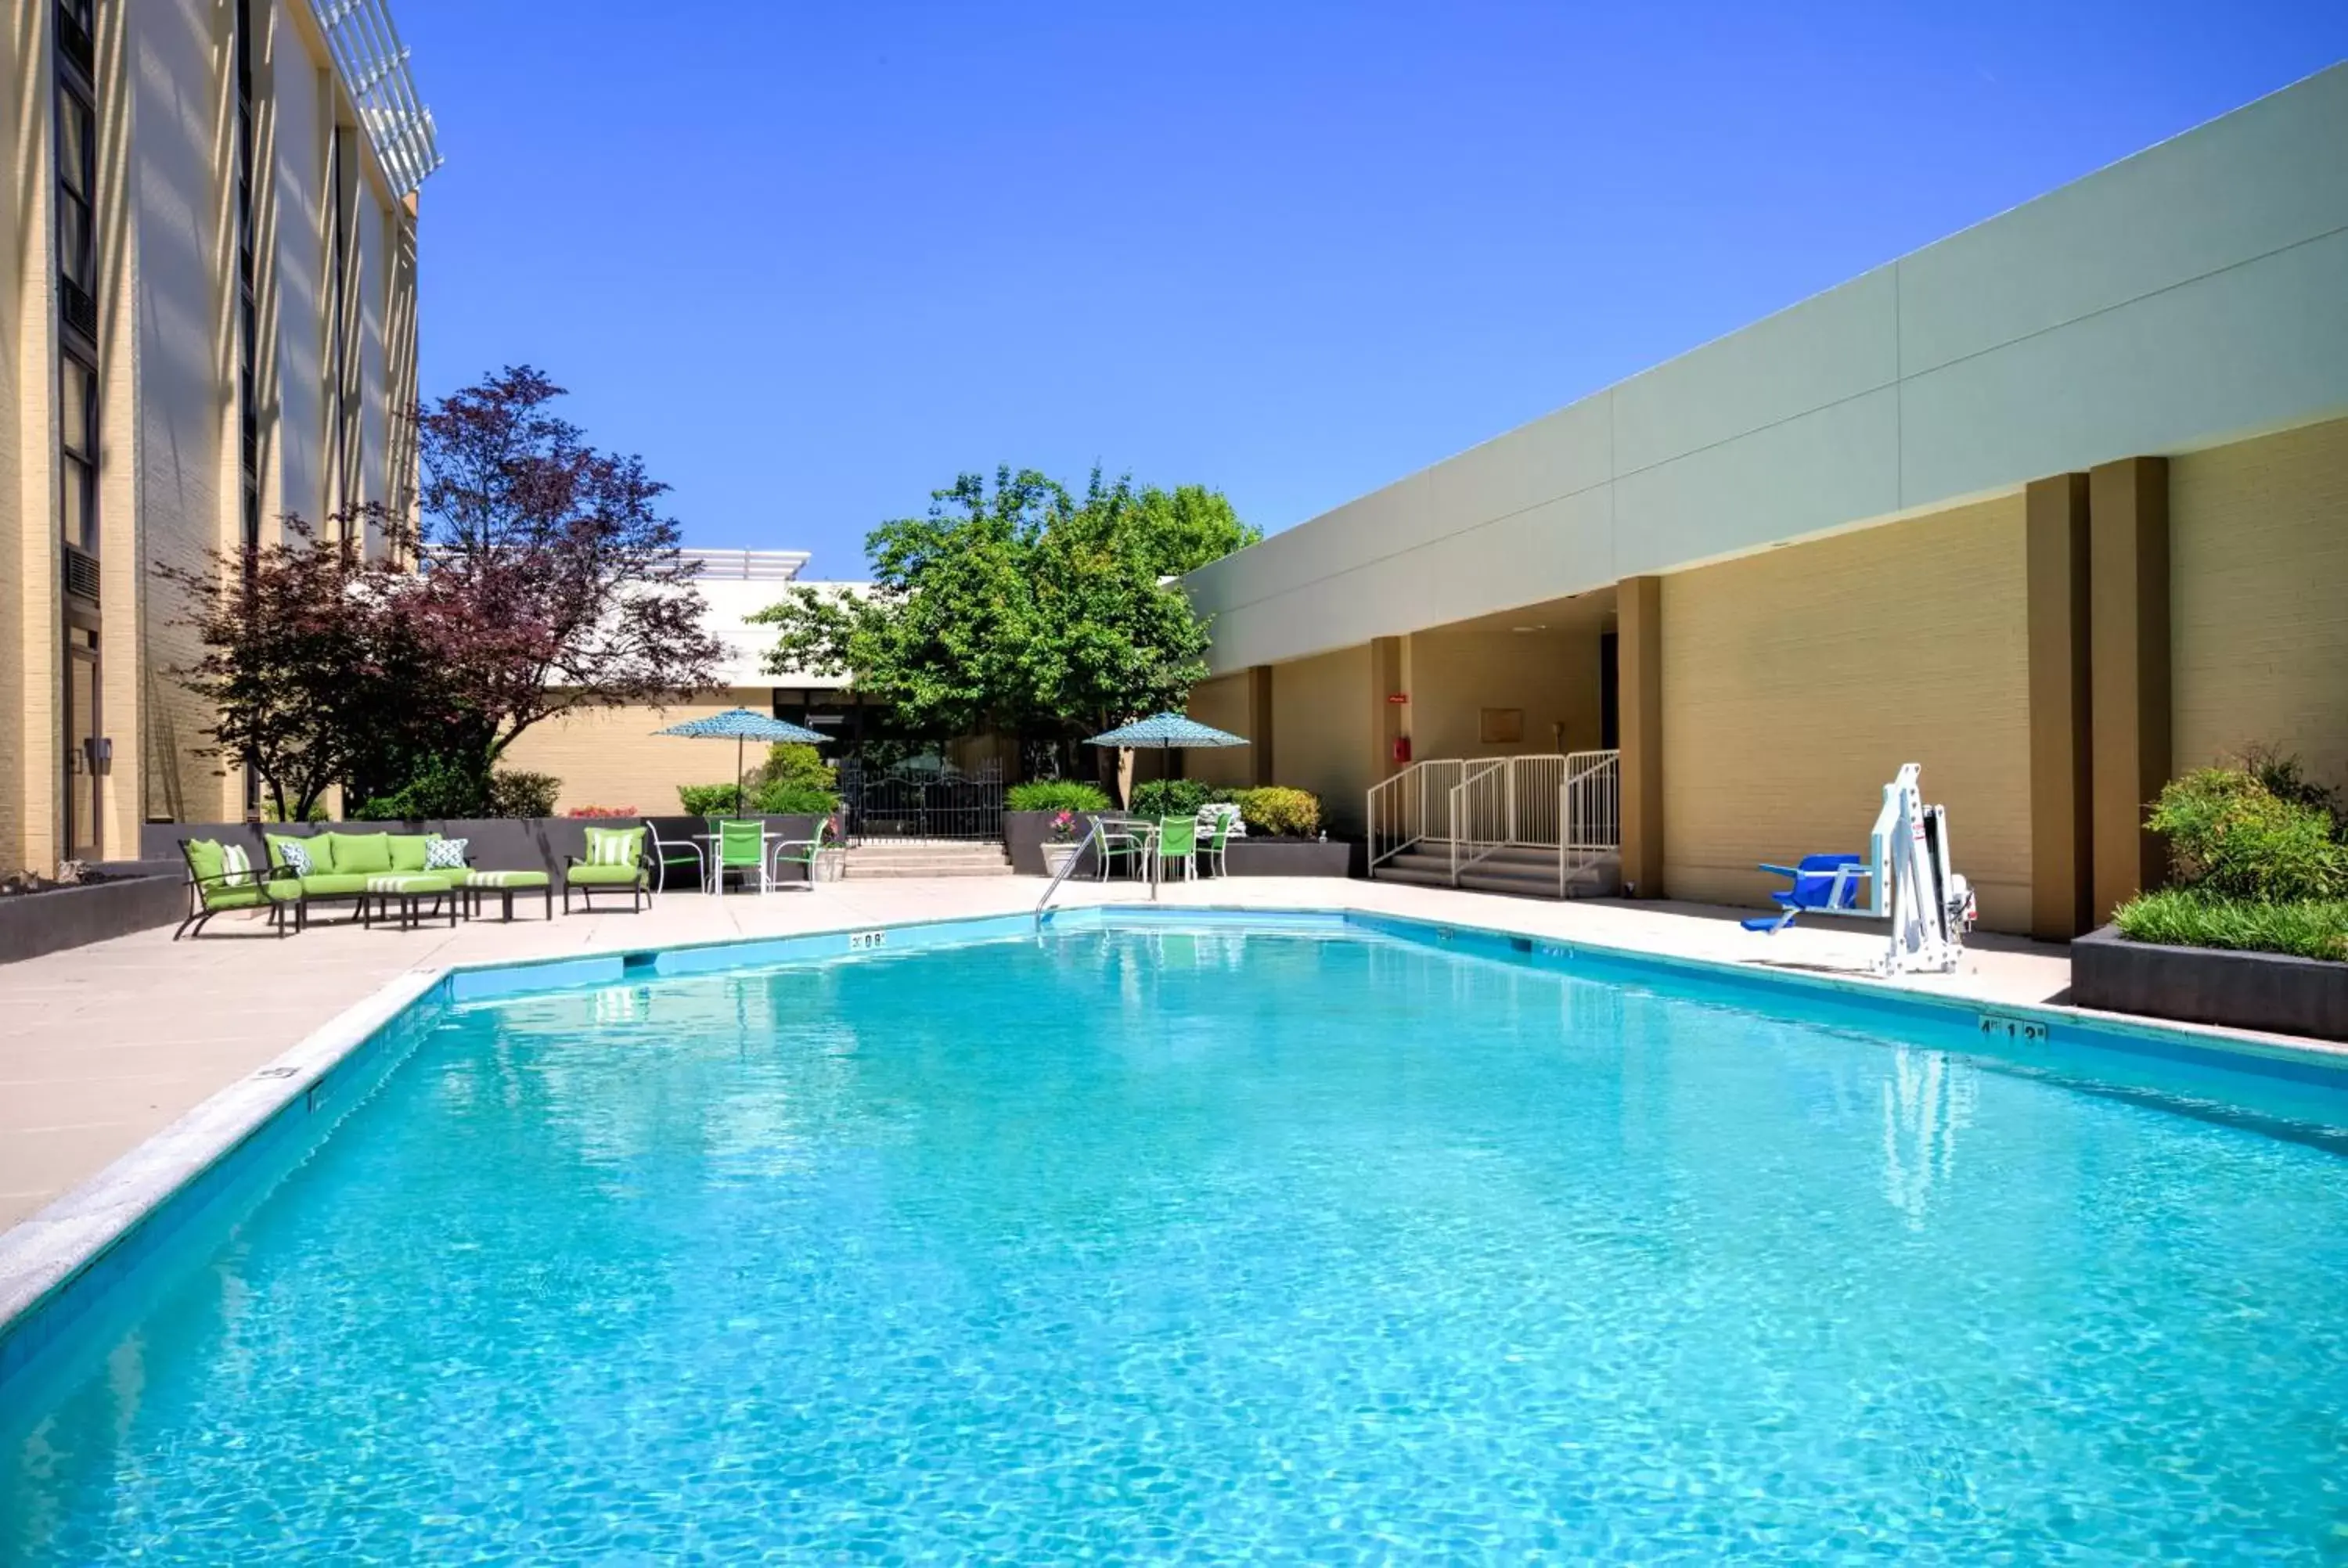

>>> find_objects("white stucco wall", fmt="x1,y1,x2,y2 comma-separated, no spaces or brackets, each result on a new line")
1187,63,2348,674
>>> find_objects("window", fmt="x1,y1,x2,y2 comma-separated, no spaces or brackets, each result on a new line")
56,81,96,336
236,0,260,551
59,351,98,557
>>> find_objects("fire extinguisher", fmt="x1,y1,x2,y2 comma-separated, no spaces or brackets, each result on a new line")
1392,735,1411,765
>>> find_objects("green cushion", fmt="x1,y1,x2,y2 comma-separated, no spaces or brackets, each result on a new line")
461,869,549,889
264,833,322,872
566,863,645,886
198,879,302,912
296,872,376,896
387,835,431,873
361,873,452,894
321,831,392,874
185,838,225,883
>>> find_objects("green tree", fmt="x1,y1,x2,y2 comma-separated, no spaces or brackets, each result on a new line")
753,467,1256,773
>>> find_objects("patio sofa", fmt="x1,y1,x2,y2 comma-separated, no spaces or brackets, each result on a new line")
257,829,552,929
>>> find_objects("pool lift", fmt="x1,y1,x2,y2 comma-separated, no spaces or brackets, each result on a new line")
1742,764,1978,976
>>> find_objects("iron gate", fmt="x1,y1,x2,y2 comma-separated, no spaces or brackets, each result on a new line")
840,761,1004,843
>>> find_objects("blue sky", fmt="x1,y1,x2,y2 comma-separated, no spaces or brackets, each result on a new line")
395,2,2346,577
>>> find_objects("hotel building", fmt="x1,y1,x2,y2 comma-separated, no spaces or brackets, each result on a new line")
1,0,435,868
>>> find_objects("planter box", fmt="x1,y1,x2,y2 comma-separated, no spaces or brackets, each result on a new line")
0,873,185,966
1007,811,1361,879
1007,810,1100,876
2072,924,2348,1041
1222,837,1361,878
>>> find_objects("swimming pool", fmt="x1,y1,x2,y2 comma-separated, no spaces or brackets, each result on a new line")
4,912,2346,1560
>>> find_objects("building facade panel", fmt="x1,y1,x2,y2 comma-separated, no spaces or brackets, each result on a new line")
1268,645,1374,836
1610,265,1898,478
1186,65,2348,679
1658,496,2033,931
501,689,782,818
1895,65,2348,377
1183,674,1253,791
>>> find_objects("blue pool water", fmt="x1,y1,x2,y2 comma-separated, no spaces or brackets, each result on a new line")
5,921,2348,1561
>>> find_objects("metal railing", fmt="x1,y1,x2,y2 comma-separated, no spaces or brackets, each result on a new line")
1036,818,1104,923
1561,750,1622,894
1368,758,1471,872
1447,759,1509,883
1370,750,1622,892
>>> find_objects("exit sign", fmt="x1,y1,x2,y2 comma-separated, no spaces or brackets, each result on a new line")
1386,693,1409,704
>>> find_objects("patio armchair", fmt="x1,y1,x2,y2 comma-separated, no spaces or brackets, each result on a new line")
1153,815,1199,884
175,837,303,940
1196,804,1244,877
1094,815,1151,882
564,825,650,913
769,817,841,890
711,818,770,896
643,818,705,896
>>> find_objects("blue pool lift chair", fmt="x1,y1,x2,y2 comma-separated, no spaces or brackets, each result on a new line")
1741,854,1873,933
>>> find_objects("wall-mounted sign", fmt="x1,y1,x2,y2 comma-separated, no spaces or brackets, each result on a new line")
1386,693,1409,704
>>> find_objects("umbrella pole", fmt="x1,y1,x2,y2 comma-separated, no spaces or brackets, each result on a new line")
736,735,745,815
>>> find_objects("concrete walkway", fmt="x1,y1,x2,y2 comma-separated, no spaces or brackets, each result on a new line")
0,876,2073,1234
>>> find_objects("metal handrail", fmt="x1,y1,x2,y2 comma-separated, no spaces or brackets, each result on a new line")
1369,758,1467,874
1448,760,1507,885
1035,818,1104,923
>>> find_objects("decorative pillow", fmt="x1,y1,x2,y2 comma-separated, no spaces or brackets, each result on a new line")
388,834,431,873
268,835,315,876
424,836,470,870
219,843,257,887
585,826,643,867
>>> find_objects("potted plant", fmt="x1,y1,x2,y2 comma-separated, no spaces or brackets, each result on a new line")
1040,810,1084,878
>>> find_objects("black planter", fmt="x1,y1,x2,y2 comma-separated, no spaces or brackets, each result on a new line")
0,874,185,966
2072,924,2348,1041
1007,810,1100,876
1223,837,1362,877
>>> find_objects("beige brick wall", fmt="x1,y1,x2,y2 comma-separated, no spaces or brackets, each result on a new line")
2171,415,2348,791
1269,645,1372,834
500,691,780,815
1660,495,2034,931
1406,624,1604,761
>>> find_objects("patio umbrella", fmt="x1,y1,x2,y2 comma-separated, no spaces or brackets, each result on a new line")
657,707,827,814
1082,714,1249,901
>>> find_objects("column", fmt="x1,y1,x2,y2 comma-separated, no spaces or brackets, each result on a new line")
1246,664,1275,786
2026,473,2094,940
1619,576,1663,898
1369,636,1403,784
2087,457,2170,926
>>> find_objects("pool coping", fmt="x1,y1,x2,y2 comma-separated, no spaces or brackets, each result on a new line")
4,897,2345,1373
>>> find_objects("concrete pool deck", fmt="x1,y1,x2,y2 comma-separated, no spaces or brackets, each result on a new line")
0,875,2079,1236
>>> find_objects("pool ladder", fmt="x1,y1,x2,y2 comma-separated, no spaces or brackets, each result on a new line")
1035,818,1105,925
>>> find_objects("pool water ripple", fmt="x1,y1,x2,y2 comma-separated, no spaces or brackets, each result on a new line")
4,926,2346,1561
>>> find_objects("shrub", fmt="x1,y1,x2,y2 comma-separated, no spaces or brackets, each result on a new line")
754,742,837,793
2146,765,2346,902
1129,779,1212,819
1234,786,1320,838
679,781,751,816
566,804,639,819
1007,780,1111,814
2113,887,2348,962
751,779,839,816
487,770,561,819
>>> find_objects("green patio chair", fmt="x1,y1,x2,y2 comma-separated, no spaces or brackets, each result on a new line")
174,837,303,939
1196,804,1242,877
643,818,705,896
768,817,840,890
1095,816,1150,882
564,825,649,913
712,818,769,896
1154,815,1199,884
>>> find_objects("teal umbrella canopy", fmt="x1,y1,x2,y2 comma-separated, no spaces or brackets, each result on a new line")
656,709,826,743
657,708,828,814
1083,713,1248,749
